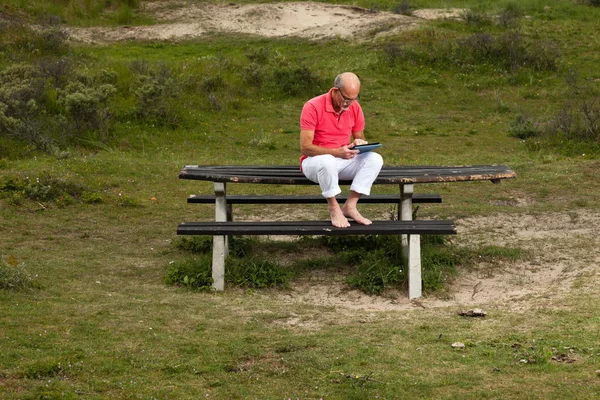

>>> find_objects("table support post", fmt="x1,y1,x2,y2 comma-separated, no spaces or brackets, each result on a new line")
213,182,228,291
400,184,414,259
408,234,422,299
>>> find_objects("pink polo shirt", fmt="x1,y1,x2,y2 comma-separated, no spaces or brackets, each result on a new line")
299,88,365,166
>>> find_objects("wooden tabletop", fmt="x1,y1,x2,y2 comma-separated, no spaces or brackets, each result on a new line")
179,165,516,185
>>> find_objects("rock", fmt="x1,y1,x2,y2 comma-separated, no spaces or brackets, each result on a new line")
452,342,465,349
458,308,487,317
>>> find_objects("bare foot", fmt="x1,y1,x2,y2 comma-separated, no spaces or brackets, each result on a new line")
329,203,351,228
341,205,372,225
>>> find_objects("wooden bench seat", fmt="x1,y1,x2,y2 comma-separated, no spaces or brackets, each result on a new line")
178,219,455,236
187,193,442,205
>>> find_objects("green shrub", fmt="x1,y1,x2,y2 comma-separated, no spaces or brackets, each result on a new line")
226,257,290,289
581,0,600,6
272,65,323,97
509,114,542,139
0,173,101,205
166,256,213,290
243,63,265,88
130,61,180,126
246,47,270,64
0,257,36,291
23,173,86,202
175,236,212,254
81,191,103,204
459,9,493,27
347,250,404,295
392,1,413,16
519,72,600,155
497,3,522,28
57,79,116,137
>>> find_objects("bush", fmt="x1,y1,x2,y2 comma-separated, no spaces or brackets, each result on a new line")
519,71,600,155
459,9,493,27
383,31,560,74
392,1,413,16
57,79,116,138
509,114,542,139
226,257,290,289
580,0,600,6
0,62,118,153
166,256,213,290
347,250,404,295
175,236,212,254
130,61,180,126
0,256,36,291
0,173,96,205
272,65,323,97
497,3,521,28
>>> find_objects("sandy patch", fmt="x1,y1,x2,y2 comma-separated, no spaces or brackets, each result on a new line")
66,1,463,43
268,209,600,313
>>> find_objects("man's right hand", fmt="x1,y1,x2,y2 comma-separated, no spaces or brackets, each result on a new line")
337,145,360,159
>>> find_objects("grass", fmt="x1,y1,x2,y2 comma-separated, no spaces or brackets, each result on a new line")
1,0,600,398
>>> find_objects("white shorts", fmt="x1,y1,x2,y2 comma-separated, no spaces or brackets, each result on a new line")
301,152,384,198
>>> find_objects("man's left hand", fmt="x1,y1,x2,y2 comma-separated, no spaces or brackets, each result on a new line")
352,139,368,146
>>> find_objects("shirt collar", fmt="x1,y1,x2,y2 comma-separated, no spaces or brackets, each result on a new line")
325,88,339,114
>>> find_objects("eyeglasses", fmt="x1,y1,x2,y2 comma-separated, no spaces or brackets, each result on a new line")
335,86,360,103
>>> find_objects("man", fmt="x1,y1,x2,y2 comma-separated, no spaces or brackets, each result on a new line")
300,72,383,228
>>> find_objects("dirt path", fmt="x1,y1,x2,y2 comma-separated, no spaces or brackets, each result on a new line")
66,1,462,43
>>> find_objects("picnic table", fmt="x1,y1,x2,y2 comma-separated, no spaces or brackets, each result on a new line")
178,164,516,298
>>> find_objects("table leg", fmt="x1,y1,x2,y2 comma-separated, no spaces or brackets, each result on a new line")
213,182,228,291
400,184,414,259
408,234,422,299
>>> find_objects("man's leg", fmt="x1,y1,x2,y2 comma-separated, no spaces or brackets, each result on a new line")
302,155,350,227
327,196,351,228
339,152,384,225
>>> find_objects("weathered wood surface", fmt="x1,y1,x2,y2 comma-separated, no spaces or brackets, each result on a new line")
177,220,456,236
187,193,442,204
179,165,516,185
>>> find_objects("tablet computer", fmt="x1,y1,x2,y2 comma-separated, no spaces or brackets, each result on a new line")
352,142,382,153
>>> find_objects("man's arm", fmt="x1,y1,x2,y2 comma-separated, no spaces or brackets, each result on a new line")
300,129,358,159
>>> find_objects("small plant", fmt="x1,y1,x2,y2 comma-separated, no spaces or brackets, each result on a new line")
166,256,213,290
130,61,180,126
81,191,104,204
246,47,270,64
392,1,413,16
347,250,404,295
497,3,521,28
175,236,213,254
459,9,492,26
226,257,290,289
271,65,323,97
57,79,116,137
0,256,36,291
116,193,141,207
509,114,542,139
580,0,600,7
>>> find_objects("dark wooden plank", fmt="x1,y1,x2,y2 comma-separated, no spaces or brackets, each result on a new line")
179,165,516,185
187,194,442,204
177,220,456,236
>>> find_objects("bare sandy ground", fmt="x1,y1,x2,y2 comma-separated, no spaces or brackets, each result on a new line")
66,1,462,43
263,209,600,314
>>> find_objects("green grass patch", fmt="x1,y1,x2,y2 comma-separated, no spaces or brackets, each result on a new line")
1,1,600,398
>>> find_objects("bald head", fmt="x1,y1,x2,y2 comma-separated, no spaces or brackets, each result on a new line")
334,72,360,92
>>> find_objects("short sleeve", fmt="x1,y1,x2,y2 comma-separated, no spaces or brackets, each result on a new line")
352,104,365,133
300,102,317,131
